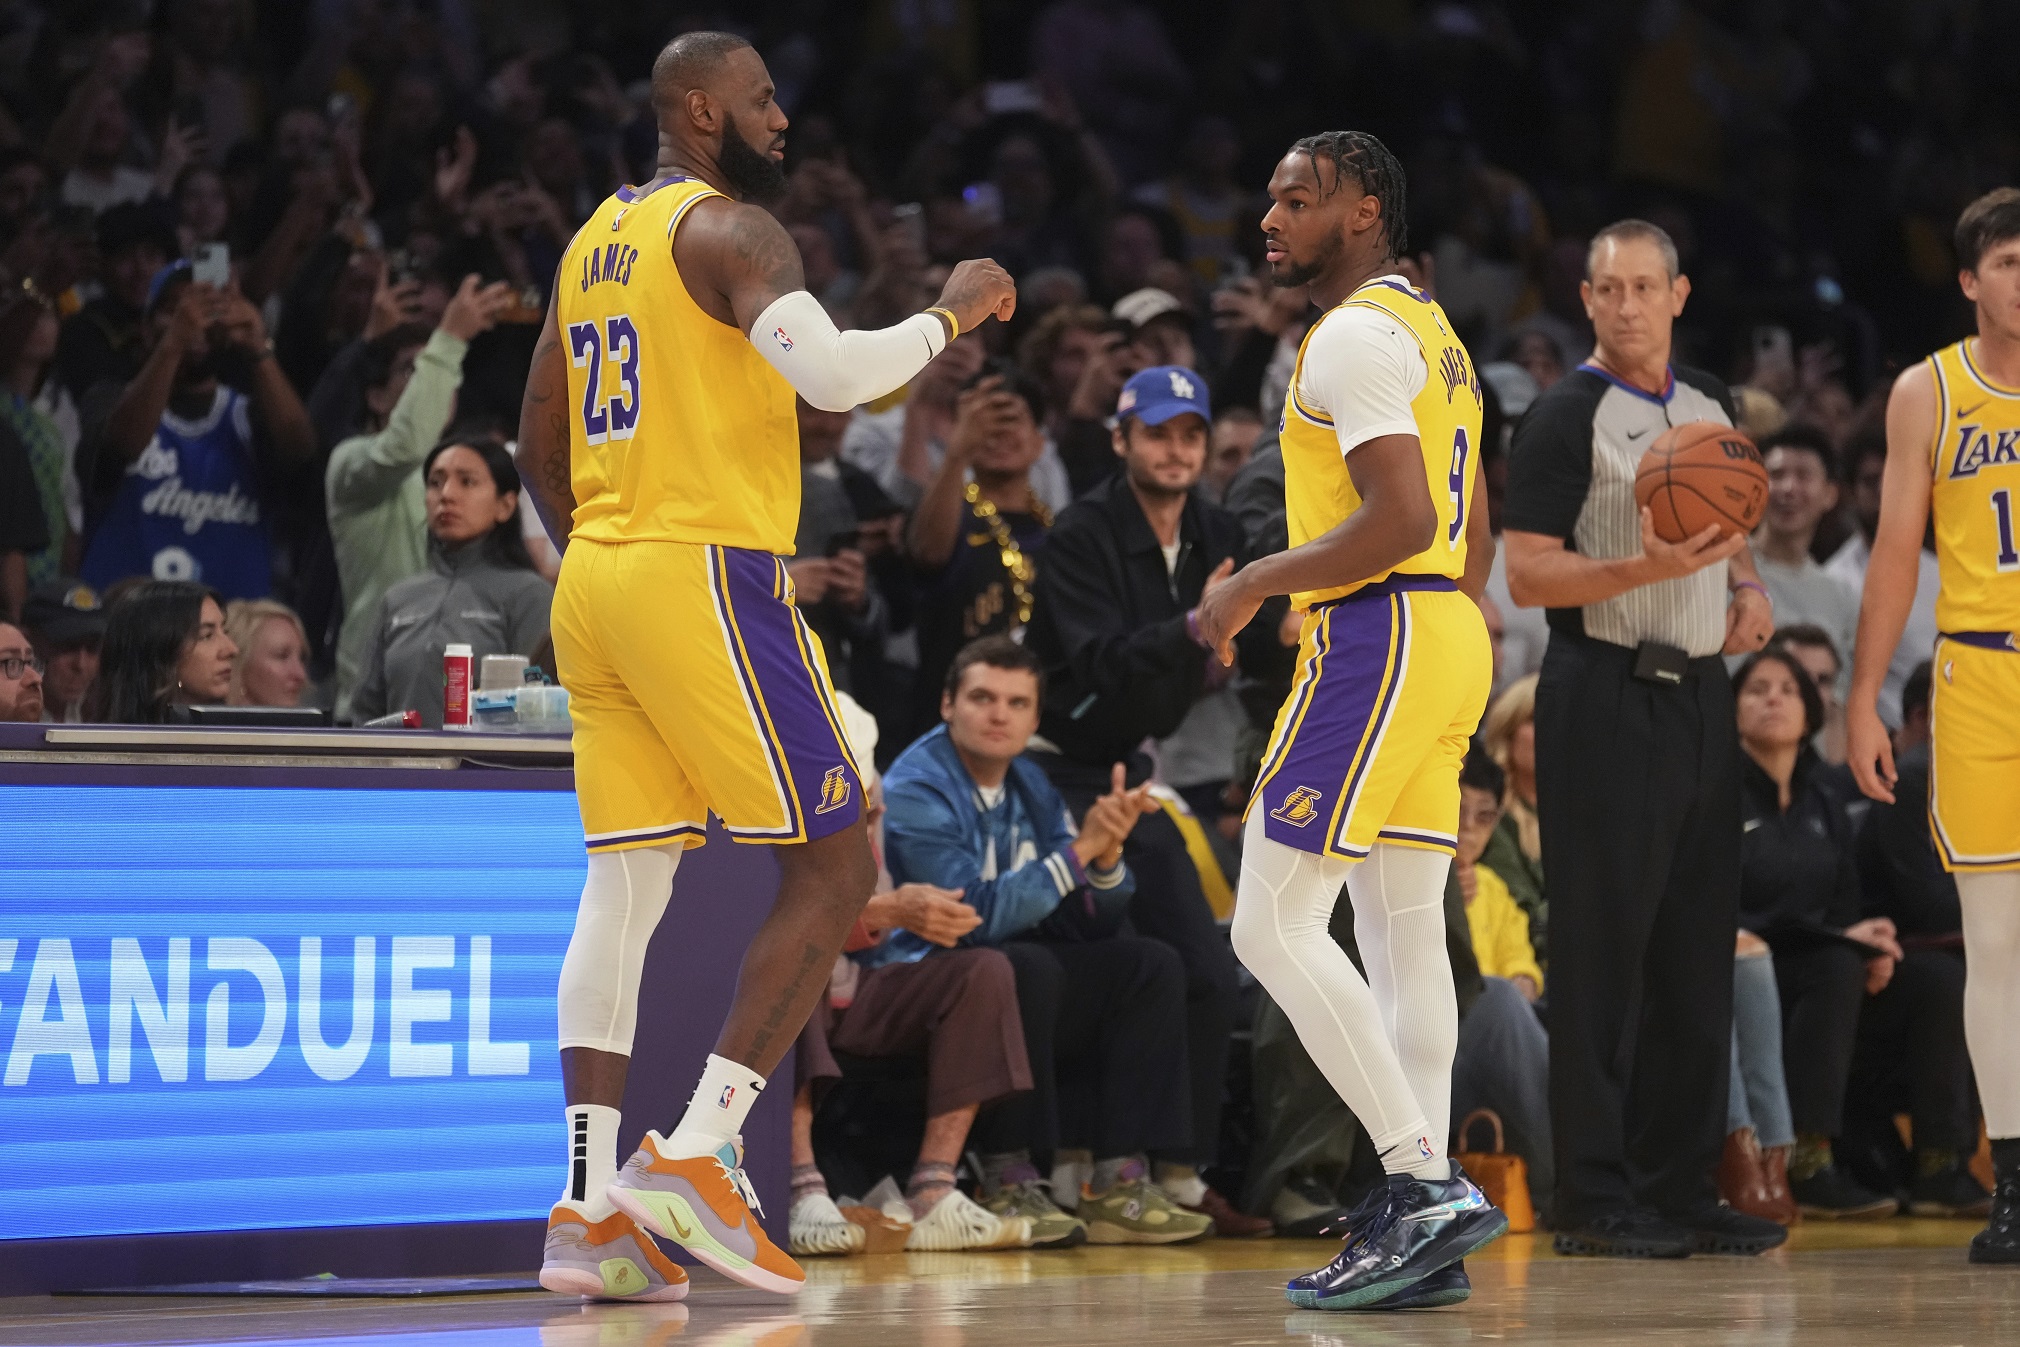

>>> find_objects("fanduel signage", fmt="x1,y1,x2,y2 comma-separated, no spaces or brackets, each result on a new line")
0,784,581,1241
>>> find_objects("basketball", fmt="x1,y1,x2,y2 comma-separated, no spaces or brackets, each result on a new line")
1633,421,1769,542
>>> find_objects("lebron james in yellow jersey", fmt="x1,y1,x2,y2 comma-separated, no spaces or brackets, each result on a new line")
1197,132,1505,1311
1849,188,2020,1266
516,32,1013,1298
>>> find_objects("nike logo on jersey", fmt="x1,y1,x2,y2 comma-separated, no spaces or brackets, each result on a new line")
1401,1189,1489,1222
1626,427,1653,441
1958,400,1988,419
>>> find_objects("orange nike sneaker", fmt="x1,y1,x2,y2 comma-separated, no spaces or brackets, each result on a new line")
607,1133,805,1295
539,1203,690,1301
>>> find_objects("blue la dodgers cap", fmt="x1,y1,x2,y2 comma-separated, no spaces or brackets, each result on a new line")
1114,365,1212,427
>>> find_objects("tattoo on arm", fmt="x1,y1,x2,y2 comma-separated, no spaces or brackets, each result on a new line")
721,205,806,329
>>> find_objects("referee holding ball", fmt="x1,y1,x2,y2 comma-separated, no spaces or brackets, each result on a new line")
1503,220,1783,1259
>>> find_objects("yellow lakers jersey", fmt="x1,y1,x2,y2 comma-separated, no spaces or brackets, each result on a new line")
1280,278,1484,609
558,176,800,554
1927,340,2020,633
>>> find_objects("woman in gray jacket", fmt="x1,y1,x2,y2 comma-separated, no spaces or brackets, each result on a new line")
351,433,551,727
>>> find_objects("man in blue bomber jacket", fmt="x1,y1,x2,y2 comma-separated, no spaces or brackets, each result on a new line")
873,635,1219,1247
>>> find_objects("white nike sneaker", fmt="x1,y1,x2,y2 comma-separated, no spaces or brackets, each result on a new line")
789,1190,867,1256
905,1188,1033,1251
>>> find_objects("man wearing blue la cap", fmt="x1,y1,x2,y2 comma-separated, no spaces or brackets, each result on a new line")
1020,363,1283,1237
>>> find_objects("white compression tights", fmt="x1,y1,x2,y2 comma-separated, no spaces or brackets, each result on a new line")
1230,810,1458,1170
557,844,681,1055
1961,871,2020,1139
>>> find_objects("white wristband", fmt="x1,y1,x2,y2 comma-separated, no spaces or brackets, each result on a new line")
749,290,946,413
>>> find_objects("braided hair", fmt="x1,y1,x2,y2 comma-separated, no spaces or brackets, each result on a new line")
1288,130,1408,259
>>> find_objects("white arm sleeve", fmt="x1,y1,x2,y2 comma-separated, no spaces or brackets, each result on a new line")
1295,304,1427,455
749,290,947,413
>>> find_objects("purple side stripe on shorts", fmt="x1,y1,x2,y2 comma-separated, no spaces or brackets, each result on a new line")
717,547,862,841
1257,595,1401,855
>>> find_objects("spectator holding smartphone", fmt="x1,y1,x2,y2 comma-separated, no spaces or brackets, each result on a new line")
79,263,316,600
326,274,512,719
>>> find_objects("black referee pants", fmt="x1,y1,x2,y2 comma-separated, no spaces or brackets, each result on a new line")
1538,634,1739,1224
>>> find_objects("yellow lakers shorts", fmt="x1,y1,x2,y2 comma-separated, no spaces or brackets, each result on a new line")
551,539,863,852
1930,634,2020,872
1249,578,1491,862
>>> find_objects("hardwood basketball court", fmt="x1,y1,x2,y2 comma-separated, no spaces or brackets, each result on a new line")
5,1220,2016,1347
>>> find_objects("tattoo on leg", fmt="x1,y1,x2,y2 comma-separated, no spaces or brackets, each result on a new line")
746,940,825,1064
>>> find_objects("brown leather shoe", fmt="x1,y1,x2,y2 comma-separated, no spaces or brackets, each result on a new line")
1183,1185,1273,1238
1718,1128,1786,1225
1759,1146,1800,1226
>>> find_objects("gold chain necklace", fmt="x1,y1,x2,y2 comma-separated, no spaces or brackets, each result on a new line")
964,481,1053,626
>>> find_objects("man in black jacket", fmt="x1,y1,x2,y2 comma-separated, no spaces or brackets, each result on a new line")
1023,364,1278,1235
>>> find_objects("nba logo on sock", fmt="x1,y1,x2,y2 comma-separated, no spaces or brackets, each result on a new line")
717,1085,736,1109
1418,1136,1435,1160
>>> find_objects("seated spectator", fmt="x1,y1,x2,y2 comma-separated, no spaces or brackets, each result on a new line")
1750,425,1860,690
906,362,1054,738
1130,116,1256,288
1823,430,1940,726
1734,648,1903,1219
327,276,512,719
20,578,105,722
1772,624,1849,766
79,264,316,600
791,397,887,700
1480,674,1547,965
223,598,309,708
788,701,1036,1256
1846,661,1989,1216
0,620,43,721
350,435,551,727
85,579,237,723
1023,365,1276,1235
1017,302,1111,445
876,636,1218,1245
54,202,174,404
1202,406,1262,504
56,83,157,213
1723,923,1800,1226
1455,749,1542,1000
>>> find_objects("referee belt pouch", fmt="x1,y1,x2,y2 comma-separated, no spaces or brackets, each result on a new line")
1453,1109,1534,1233
1632,640,1690,686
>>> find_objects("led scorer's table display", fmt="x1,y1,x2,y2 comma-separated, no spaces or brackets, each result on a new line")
0,783,584,1241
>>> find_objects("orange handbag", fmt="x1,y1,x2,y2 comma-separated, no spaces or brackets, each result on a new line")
1454,1108,1535,1233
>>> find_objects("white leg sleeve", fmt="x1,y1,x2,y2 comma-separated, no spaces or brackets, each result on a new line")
557,844,680,1055
1230,810,1431,1156
1347,842,1459,1165
1960,870,2020,1138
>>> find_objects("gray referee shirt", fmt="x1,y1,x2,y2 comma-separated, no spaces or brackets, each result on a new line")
1504,362,1738,657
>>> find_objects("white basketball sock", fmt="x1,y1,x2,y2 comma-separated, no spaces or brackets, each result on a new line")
557,1103,622,1218
1960,870,2020,1139
557,844,681,1055
1231,811,1442,1174
665,1053,768,1158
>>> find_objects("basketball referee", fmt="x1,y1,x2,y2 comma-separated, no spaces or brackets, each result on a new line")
1502,220,1783,1259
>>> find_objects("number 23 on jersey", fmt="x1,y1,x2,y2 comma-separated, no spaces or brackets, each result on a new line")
568,314,642,445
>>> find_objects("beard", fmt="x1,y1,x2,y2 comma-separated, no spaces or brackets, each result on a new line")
1268,229,1344,290
719,119,787,204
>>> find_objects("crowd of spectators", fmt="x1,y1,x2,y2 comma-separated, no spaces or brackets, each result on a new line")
0,0,2008,1252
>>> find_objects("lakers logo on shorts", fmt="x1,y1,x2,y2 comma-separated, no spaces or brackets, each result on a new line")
815,765,852,815
1270,786,1324,828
